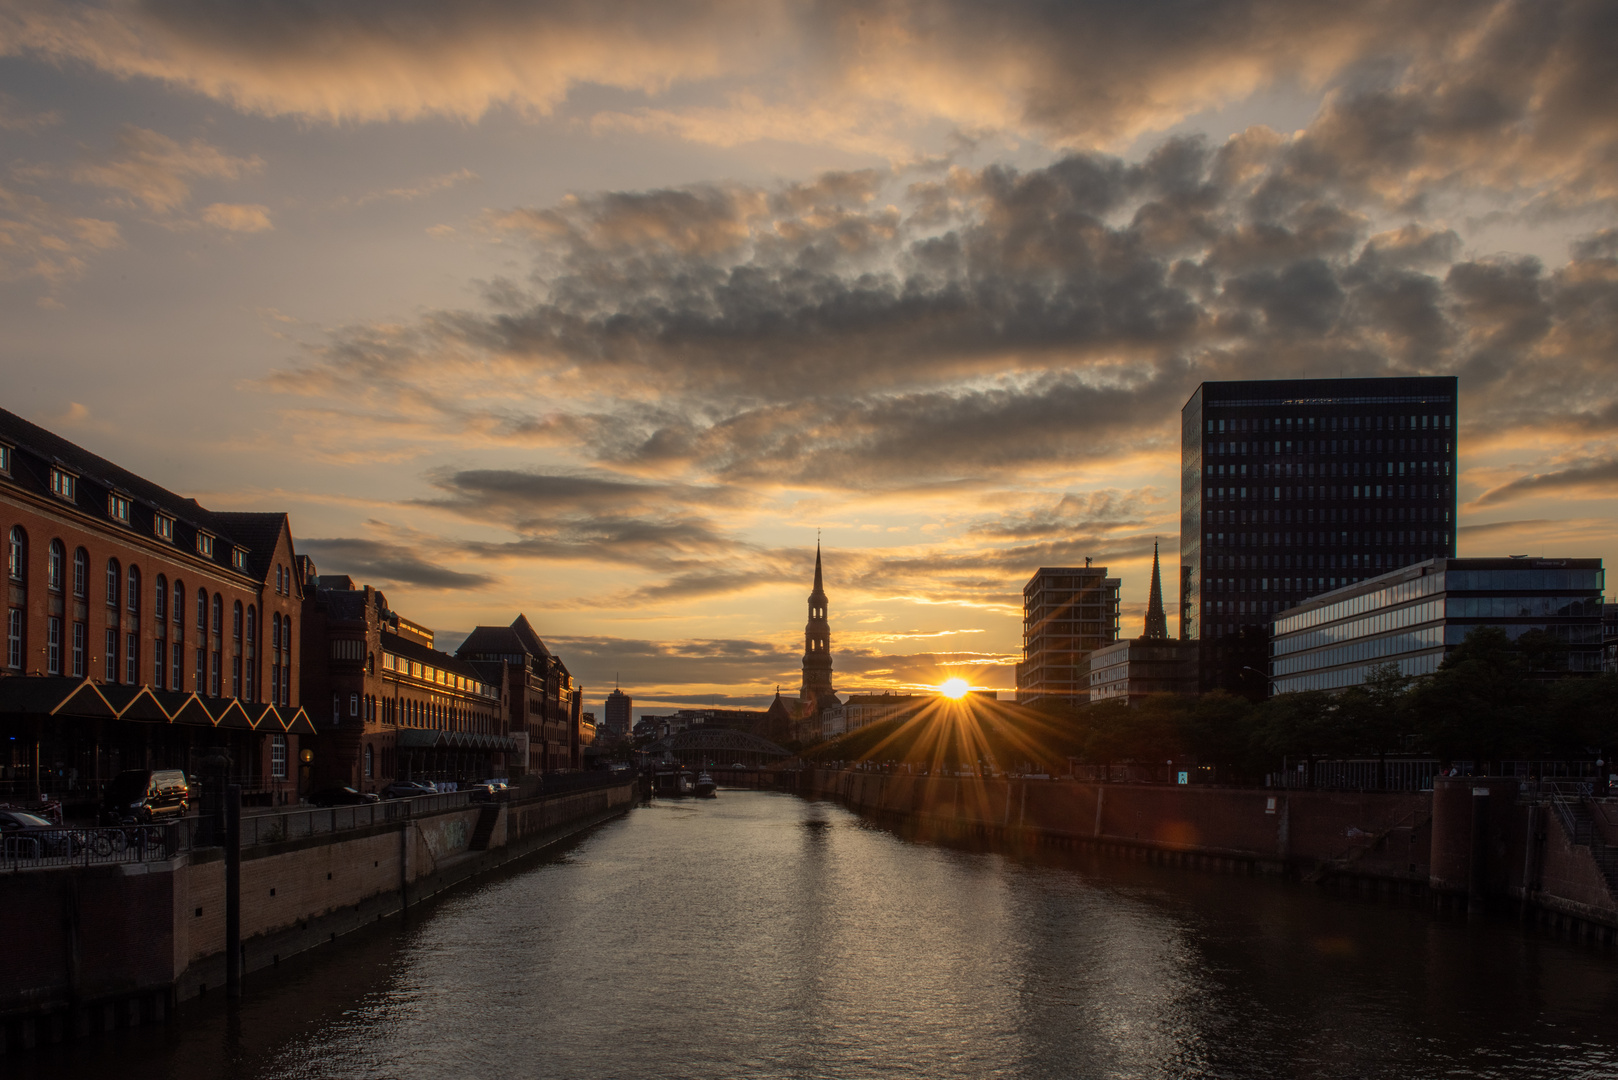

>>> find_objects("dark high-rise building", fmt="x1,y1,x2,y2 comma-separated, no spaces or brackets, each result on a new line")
799,543,836,712
1015,564,1120,706
1181,376,1457,694
604,686,633,737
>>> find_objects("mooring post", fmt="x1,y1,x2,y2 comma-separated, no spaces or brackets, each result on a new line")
225,783,241,1000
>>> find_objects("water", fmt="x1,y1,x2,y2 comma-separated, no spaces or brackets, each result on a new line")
18,790,1618,1079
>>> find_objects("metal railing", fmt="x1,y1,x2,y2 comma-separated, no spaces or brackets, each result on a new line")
237,790,472,847
3,822,185,871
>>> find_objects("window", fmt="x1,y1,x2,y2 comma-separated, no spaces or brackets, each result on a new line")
105,628,118,681
172,580,183,626
275,564,283,594
0,444,9,475
350,692,359,717
196,533,214,558
7,608,21,670
125,632,137,684
245,606,255,644
72,621,85,678
73,548,87,598
270,734,287,780
108,493,131,523
46,540,63,592
281,665,289,708
154,640,166,689
8,526,24,581
364,743,373,779
232,656,241,699
212,593,222,636
106,558,120,606
154,574,166,621
196,588,206,631
194,648,204,692
46,616,60,674
155,514,175,543
232,600,242,640
232,547,248,571
210,650,221,696
170,641,181,691
126,565,140,614
49,468,75,501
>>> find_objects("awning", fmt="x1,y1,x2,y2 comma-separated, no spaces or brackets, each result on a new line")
0,677,118,719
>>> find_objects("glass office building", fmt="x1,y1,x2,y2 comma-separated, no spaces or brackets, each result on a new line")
1270,557,1605,693
1181,375,1458,693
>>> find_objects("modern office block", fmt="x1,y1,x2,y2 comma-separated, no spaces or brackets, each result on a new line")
1270,557,1604,693
1016,565,1120,706
1181,376,1458,692
1087,638,1198,704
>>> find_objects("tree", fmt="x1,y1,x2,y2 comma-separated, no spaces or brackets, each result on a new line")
1252,690,1343,785
1335,663,1411,789
1407,626,1544,771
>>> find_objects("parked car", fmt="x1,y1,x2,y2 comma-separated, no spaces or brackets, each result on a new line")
478,778,509,790
381,780,438,799
307,786,380,807
0,809,72,858
465,783,498,803
100,769,190,825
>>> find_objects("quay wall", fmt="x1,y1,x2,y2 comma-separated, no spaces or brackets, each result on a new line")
806,770,1618,937
1,780,634,1048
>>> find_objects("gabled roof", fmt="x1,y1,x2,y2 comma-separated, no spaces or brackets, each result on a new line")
457,614,552,661
0,406,290,583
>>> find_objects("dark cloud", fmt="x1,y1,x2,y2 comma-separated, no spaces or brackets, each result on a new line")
299,537,495,589
1473,459,1618,507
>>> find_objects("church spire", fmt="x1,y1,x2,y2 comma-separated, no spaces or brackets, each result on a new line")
800,539,834,711
1143,538,1169,639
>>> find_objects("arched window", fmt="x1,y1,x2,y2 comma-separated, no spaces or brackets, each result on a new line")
245,606,256,644
172,580,184,626
367,652,375,675
126,565,140,614
364,743,374,779
211,593,222,635
196,588,206,631
232,600,242,640
72,548,87,597
105,557,120,606
9,526,26,582
155,574,167,621
47,540,63,592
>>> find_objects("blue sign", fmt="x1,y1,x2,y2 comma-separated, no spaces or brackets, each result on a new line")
1177,771,1189,785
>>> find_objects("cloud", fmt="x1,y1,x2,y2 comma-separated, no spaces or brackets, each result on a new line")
67,124,262,215
0,183,121,287
201,202,271,232
1472,458,1618,507
298,537,495,589
352,168,478,207
0,92,59,132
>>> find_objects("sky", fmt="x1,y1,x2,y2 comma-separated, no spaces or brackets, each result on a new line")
2,0,1616,717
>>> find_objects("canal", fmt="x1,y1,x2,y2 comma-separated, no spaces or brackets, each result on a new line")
17,790,1618,1079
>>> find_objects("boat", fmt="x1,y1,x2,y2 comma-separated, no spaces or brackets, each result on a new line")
676,771,695,796
694,772,717,798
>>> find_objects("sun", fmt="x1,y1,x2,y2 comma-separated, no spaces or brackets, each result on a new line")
939,677,970,700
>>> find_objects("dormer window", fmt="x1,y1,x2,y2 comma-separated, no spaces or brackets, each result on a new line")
108,493,132,523
196,532,215,558
50,468,76,501
0,445,11,476
232,547,248,571
155,514,175,542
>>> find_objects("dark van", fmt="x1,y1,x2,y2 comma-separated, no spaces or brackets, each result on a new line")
100,769,190,824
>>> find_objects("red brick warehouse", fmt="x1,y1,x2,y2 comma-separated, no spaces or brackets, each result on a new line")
0,407,312,810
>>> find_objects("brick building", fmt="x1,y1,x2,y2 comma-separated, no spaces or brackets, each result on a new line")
0,407,311,807
300,573,510,792
457,615,583,773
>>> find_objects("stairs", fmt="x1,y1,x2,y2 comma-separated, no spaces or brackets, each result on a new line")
468,804,502,851
1551,792,1618,899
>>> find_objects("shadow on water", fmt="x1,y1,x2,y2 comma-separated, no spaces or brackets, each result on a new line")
11,790,1618,1080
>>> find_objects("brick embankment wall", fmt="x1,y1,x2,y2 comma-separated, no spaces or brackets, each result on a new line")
0,780,634,1049
807,770,1618,940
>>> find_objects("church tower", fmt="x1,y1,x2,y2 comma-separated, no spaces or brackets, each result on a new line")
800,542,835,709
1143,539,1169,640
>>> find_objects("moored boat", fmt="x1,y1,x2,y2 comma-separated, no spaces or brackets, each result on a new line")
694,772,717,798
